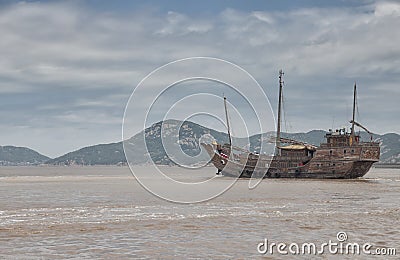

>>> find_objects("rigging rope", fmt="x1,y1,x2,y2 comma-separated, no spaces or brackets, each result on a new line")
281,82,292,135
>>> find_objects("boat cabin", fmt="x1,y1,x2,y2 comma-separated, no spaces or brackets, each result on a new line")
324,128,359,147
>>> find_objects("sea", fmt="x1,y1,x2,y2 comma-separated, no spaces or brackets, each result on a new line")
0,166,399,259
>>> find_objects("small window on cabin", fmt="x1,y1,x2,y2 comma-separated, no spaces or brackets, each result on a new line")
330,150,333,155
351,149,354,154
344,150,347,154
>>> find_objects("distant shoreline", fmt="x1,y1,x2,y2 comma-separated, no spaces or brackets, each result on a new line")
373,164,400,169
1,164,399,169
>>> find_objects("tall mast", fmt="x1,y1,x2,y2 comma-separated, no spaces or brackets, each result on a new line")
224,96,232,147
351,82,357,137
276,70,284,155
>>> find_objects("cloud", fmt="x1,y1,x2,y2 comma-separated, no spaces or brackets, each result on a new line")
155,11,213,35
374,1,400,17
0,1,399,157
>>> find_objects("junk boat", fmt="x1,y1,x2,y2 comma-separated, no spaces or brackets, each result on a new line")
202,70,380,178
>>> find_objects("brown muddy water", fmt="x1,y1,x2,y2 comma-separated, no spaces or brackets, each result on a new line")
0,166,399,259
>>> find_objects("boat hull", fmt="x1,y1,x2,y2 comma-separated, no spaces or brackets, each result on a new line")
202,143,378,179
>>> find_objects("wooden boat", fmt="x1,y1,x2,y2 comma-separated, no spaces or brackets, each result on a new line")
201,71,380,178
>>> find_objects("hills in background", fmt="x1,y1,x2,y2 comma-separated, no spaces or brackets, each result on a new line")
0,146,50,166
47,120,229,166
1,120,400,166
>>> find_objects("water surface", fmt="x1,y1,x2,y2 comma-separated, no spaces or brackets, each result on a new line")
0,166,399,259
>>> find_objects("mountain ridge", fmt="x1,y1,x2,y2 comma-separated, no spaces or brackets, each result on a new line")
47,120,400,166
0,145,50,166
1,120,399,166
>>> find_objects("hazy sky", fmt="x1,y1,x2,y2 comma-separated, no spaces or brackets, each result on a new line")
1,0,399,157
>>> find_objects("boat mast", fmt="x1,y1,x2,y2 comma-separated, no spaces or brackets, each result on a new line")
224,96,232,147
276,70,284,155
351,83,357,138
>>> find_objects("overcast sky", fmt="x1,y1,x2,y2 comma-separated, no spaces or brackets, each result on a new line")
1,0,399,157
